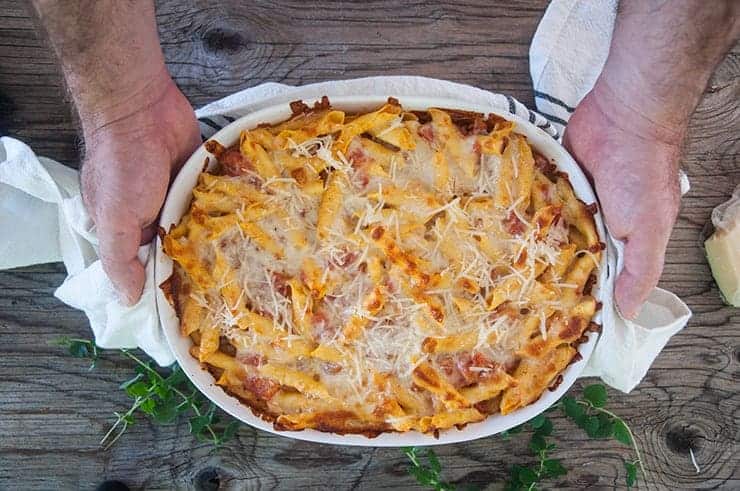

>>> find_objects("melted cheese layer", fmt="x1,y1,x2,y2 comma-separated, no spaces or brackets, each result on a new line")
163,101,602,435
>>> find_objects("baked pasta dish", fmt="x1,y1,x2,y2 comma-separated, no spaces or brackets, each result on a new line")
161,97,603,436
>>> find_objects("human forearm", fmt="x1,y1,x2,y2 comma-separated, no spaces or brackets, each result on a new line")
594,0,740,144
29,0,168,133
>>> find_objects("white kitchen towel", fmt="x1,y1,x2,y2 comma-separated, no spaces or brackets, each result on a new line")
0,137,173,365
0,0,692,390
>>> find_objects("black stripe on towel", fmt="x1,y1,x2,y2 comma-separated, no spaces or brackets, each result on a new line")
536,120,552,130
222,115,236,123
528,110,536,124
536,120,559,139
505,95,516,115
534,91,576,113
535,110,569,127
199,118,224,131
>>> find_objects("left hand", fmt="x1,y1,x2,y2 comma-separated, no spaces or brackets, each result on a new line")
81,74,201,305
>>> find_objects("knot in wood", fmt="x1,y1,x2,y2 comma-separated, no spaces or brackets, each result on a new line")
194,467,221,491
665,425,703,455
203,28,246,54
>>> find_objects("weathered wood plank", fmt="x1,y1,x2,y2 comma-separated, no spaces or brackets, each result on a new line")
0,0,738,489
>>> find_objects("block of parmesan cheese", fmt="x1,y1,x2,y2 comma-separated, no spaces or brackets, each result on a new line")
704,185,740,307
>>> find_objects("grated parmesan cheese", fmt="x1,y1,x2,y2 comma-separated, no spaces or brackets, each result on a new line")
167,105,602,425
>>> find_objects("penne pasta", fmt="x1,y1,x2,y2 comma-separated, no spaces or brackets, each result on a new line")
163,98,602,436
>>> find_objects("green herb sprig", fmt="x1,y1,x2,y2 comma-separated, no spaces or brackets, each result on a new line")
404,383,644,490
101,349,239,449
403,447,455,491
51,336,99,370
52,338,238,449
503,414,566,490
561,384,644,487
53,338,642,487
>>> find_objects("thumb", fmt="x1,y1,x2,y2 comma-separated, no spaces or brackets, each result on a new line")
140,222,158,245
615,233,667,319
170,120,203,176
97,214,146,306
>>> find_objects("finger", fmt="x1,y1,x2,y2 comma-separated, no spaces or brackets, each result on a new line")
562,126,573,151
615,233,668,319
562,124,596,185
97,215,146,306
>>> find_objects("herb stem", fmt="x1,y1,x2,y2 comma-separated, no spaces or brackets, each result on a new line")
576,400,646,477
119,349,220,444
404,448,420,467
100,396,144,449
527,453,545,491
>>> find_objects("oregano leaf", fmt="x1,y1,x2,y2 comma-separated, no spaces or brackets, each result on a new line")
542,459,567,478
582,415,601,437
507,464,526,487
529,414,546,429
593,413,614,438
52,337,99,369
189,414,210,435
509,424,524,434
562,396,584,422
153,382,171,399
583,384,608,408
409,465,428,484
165,369,187,387
535,417,553,437
124,381,149,398
221,421,240,441
139,398,156,415
68,340,91,359
151,401,178,423
56,344,242,450
624,461,637,487
517,466,538,485
529,434,547,453
613,419,632,445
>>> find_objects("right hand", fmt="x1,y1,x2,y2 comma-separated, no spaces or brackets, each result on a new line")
81,75,200,305
563,81,682,319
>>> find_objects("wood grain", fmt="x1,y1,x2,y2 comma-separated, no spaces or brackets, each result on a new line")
1,1,738,489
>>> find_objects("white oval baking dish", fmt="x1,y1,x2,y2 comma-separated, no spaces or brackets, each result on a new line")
155,95,607,447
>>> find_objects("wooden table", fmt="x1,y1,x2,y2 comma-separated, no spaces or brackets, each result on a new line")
1,1,738,489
